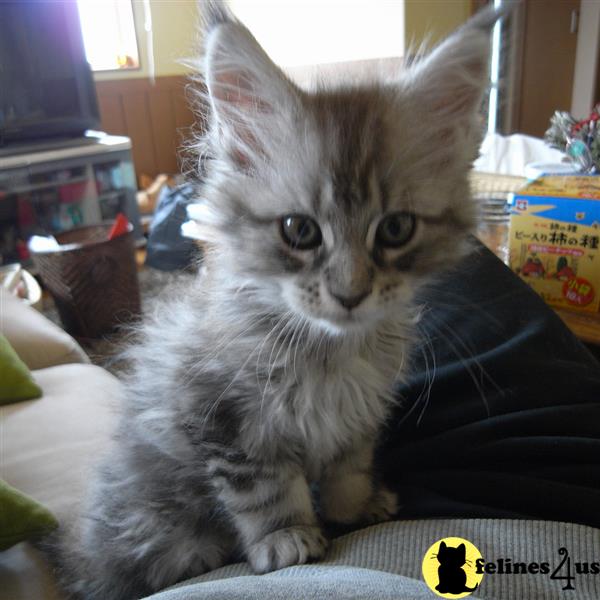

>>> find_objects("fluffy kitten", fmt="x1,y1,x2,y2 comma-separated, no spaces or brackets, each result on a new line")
56,3,503,599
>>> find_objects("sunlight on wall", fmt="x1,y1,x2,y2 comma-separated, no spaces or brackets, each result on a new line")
404,0,470,48
229,0,405,67
88,0,471,82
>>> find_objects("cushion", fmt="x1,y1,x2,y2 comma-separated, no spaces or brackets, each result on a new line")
0,289,89,371
1,363,121,519
0,334,42,404
0,479,57,551
146,519,600,600
0,362,122,600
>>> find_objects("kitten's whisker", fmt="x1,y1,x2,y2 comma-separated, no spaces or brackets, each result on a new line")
395,323,436,427
281,316,300,378
255,311,290,378
438,318,503,396
416,326,437,426
255,312,290,392
266,315,296,382
426,290,505,330
200,342,260,438
260,314,297,409
257,312,291,426
182,313,269,386
426,308,503,398
292,317,310,383
425,316,493,417
314,322,330,362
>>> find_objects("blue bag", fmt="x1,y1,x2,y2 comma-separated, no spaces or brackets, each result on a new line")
145,183,199,271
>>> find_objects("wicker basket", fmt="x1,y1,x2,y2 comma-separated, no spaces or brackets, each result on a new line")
30,225,141,339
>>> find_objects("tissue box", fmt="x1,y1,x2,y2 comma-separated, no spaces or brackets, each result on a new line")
508,176,600,313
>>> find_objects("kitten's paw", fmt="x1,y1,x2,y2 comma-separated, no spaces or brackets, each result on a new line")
247,526,328,574
363,487,399,524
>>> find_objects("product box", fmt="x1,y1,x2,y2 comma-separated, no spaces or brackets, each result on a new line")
508,176,600,312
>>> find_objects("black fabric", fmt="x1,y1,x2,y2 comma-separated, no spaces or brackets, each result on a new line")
381,240,600,529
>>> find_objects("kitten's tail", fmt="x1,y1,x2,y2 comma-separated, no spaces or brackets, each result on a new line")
464,582,479,592
38,525,118,600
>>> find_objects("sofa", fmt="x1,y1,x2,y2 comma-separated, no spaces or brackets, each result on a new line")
0,289,122,600
2,244,600,599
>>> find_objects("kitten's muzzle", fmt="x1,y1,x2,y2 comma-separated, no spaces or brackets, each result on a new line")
330,289,370,310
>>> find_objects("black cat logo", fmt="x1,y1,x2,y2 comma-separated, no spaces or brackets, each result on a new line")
435,541,478,594
422,536,484,598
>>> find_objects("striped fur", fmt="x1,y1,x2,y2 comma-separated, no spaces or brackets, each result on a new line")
53,3,506,599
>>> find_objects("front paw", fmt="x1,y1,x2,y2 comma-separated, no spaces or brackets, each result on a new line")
363,486,399,524
247,525,328,574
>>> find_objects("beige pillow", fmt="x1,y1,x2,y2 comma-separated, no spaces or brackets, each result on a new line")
1,362,120,518
0,289,89,370
1,362,121,600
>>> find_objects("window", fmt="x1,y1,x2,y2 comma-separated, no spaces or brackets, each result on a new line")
77,0,140,71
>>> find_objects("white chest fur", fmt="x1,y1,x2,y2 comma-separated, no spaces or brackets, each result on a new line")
269,334,405,478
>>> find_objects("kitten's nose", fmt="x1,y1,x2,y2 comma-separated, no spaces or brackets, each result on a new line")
331,290,370,310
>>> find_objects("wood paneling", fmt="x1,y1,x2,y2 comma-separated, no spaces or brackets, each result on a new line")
517,0,580,137
95,76,198,185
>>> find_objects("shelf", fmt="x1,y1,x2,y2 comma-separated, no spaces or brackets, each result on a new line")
98,190,125,201
0,135,141,265
4,175,89,195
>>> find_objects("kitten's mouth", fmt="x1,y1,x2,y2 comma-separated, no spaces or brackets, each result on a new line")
314,309,372,334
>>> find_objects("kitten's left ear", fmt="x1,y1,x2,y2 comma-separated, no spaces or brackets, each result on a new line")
404,5,511,125
201,3,302,167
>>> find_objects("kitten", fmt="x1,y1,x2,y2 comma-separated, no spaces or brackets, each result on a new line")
55,3,504,599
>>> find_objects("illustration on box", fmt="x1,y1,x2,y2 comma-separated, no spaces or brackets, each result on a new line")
509,176,600,312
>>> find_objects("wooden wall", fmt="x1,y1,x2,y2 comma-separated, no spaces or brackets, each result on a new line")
95,76,199,185
516,0,579,137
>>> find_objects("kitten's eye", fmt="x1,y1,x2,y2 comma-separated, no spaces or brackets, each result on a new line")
280,215,322,250
375,212,416,248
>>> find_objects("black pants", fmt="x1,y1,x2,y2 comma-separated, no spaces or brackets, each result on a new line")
381,241,600,529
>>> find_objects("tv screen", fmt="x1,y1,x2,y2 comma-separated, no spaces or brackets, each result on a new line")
0,1,100,144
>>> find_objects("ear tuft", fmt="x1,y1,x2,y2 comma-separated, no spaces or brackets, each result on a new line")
404,4,513,123
200,7,301,169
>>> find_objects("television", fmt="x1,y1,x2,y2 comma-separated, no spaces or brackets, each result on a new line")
0,1,100,146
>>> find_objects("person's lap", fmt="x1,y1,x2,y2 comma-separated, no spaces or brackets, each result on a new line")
379,240,600,528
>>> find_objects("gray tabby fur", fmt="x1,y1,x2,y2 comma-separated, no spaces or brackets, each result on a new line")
53,2,506,598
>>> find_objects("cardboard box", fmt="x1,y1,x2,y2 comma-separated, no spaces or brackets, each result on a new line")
508,176,600,313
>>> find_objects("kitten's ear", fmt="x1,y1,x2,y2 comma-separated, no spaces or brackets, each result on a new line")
440,541,447,550
201,2,301,168
458,543,466,556
404,5,510,125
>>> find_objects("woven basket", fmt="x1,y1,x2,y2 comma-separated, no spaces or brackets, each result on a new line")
31,225,141,339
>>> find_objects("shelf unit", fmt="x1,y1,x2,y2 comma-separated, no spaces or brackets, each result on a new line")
0,134,142,265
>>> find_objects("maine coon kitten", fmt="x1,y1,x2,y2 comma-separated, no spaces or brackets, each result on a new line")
56,3,504,599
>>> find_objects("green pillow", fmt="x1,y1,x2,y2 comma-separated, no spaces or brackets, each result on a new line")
0,333,42,404
0,479,58,550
